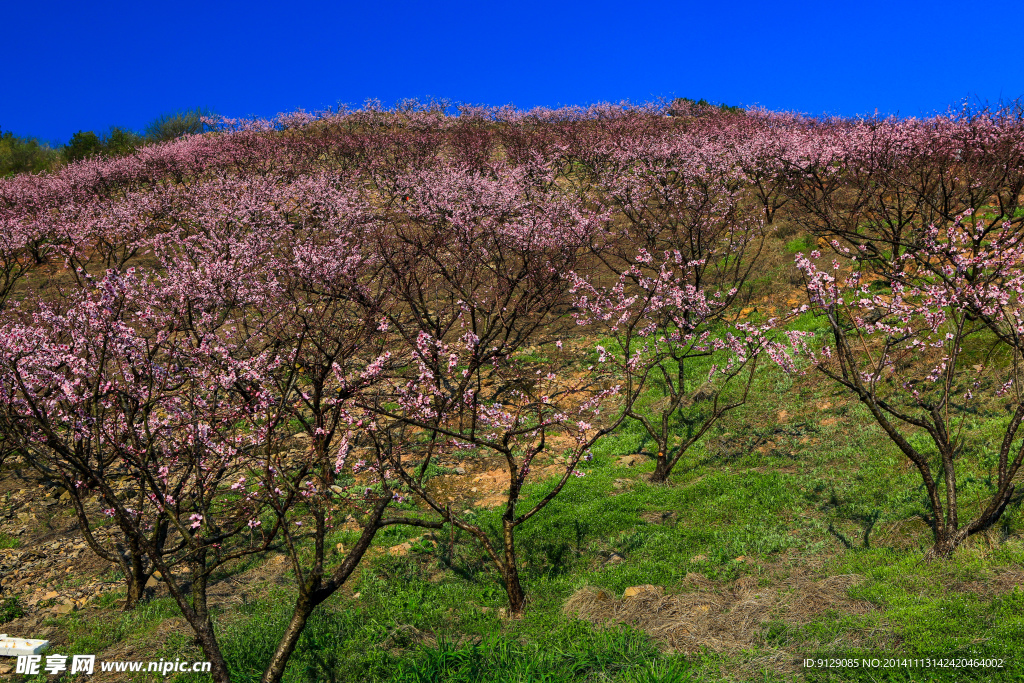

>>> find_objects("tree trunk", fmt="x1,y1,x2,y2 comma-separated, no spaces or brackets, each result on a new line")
124,564,148,610
501,520,526,616
167,582,232,682
156,553,233,683
502,562,527,617
194,618,232,683
261,594,315,683
648,454,672,483
260,496,392,683
927,526,969,560
122,541,150,610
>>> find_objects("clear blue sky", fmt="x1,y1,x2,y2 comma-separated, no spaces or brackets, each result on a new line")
4,0,1023,144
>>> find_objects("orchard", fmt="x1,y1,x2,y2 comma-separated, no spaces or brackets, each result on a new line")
1,101,1023,682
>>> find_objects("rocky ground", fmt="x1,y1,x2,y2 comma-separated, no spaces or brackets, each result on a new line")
0,473,131,677
0,479,125,611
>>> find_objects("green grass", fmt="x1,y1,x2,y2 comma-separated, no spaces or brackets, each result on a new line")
785,236,817,254
24,355,1024,683
53,595,186,657
183,603,702,683
0,597,24,624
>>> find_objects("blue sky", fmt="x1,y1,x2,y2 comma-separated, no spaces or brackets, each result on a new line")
4,0,1023,144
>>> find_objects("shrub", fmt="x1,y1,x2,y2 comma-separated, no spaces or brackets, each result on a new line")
145,107,214,142
65,130,105,162
0,127,59,176
102,126,143,157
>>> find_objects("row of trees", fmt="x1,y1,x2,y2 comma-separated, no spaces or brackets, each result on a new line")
1,101,1023,681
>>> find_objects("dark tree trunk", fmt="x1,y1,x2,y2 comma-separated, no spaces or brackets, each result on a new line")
501,519,526,617
191,554,233,683
928,485,1017,560
261,593,315,683
154,551,233,683
260,496,392,683
648,455,672,483
193,618,232,683
927,526,969,560
124,558,149,610
502,563,527,616
120,537,151,610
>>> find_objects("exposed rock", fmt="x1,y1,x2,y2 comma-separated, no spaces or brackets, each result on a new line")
52,602,74,615
604,551,626,566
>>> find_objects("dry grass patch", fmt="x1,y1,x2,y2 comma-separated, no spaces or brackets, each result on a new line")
564,570,881,672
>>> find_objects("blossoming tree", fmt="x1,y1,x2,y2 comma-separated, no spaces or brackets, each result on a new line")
796,215,1024,557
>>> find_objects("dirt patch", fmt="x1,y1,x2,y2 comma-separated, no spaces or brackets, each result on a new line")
945,565,1024,600
640,510,678,526
427,457,579,510
564,571,879,672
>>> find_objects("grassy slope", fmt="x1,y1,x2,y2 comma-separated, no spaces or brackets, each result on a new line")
27,311,1024,683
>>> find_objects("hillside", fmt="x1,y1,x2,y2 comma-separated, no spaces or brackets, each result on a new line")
1,102,1023,682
